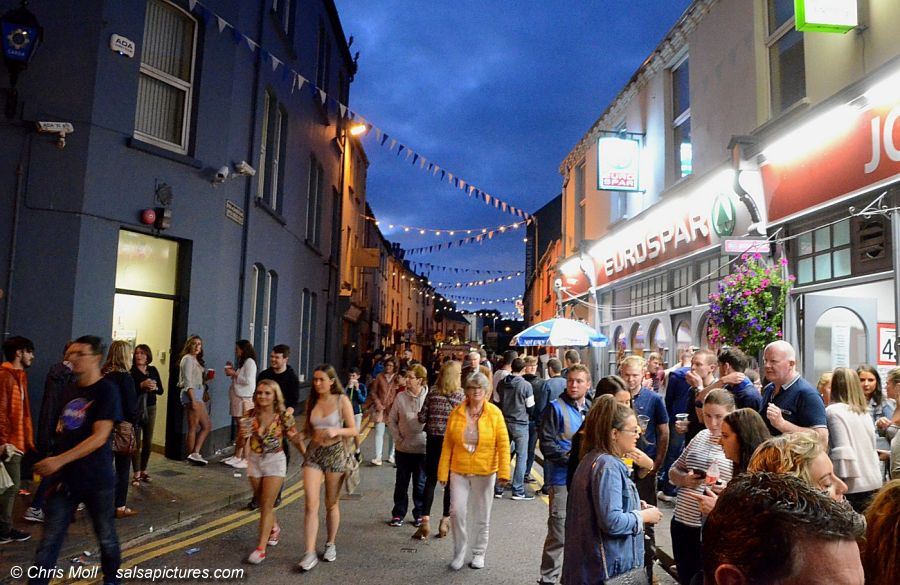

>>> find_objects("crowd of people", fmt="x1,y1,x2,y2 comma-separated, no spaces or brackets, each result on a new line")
2,333,900,585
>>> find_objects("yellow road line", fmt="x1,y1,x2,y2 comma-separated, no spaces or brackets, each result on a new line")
67,418,373,583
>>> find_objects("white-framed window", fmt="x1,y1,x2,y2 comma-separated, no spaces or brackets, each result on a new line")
272,0,293,36
766,0,805,115
315,20,331,91
249,264,278,360
671,55,691,179
135,0,198,154
574,162,586,243
299,288,317,379
257,91,288,212
306,155,324,246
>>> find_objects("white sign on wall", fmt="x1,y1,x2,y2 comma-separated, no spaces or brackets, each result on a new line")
795,0,858,33
831,324,850,368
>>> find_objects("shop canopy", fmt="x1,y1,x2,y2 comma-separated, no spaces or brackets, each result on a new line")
512,318,608,348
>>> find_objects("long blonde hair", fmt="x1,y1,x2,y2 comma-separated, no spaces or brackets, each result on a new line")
103,340,132,373
254,379,286,415
433,360,462,396
830,367,867,414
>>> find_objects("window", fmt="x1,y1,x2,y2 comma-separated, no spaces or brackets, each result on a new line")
306,155,324,246
299,289,317,379
611,193,629,223
671,57,691,178
574,162,585,243
249,265,278,360
135,0,197,153
330,188,341,260
258,91,288,212
794,219,852,284
315,21,331,91
272,0,293,36
697,255,730,302
766,0,805,115
629,274,667,316
671,265,692,309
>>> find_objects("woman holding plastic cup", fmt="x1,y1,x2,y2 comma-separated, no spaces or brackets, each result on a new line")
666,389,735,585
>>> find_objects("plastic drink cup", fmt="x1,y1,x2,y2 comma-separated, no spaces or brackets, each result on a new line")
207,368,215,380
637,415,651,431
675,413,689,432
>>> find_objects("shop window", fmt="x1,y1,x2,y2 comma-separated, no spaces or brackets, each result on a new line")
794,218,852,285
135,0,197,153
630,323,645,356
630,274,667,316
671,265,692,308
649,319,667,353
671,56,692,179
697,255,730,303
258,91,288,213
766,0,805,116
675,319,692,349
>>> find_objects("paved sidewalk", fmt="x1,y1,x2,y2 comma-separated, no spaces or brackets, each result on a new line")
0,449,301,584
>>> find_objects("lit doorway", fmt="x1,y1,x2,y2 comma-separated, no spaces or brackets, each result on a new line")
112,230,183,454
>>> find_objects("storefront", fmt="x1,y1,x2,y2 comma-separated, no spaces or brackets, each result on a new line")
759,61,900,382
560,163,766,375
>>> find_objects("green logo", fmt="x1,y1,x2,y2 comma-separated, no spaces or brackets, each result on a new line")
711,193,737,237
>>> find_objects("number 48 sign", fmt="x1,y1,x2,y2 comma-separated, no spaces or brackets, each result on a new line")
878,323,898,365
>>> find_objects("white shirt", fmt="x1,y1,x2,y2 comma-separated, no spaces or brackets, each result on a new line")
825,402,883,494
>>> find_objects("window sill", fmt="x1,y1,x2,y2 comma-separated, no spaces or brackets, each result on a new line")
254,198,287,225
304,239,324,257
127,138,203,169
758,97,811,135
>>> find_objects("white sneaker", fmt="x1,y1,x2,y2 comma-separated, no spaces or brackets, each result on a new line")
298,552,319,571
469,553,485,569
323,542,337,562
371,458,382,466
187,453,208,465
24,507,44,523
222,456,238,465
231,458,248,469
449,554,466,571
247,548,266,564
387,456,395,465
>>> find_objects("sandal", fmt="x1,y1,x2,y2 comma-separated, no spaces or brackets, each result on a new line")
140,472,151,483
131,475,141,488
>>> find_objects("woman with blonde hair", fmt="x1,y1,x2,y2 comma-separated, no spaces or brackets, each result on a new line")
438,372,510,571
861,479,900,585
817,371,833,406
102,340,138,518
563,395,662,584
825,367,882,512
296,364,358,572
416,359,465,539
241,379,300,564
748,431,849,502
178,335,210,465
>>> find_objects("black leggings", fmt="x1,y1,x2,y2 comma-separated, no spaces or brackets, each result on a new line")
422,434,451,517
671,518,703,585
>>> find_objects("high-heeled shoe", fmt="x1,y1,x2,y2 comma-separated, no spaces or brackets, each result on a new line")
438,516,450,538
412,517,430,540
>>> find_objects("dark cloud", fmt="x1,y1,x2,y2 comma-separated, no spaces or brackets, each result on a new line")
335,0,692,313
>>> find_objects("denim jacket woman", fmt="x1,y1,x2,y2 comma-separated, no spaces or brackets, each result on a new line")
563,450,644,583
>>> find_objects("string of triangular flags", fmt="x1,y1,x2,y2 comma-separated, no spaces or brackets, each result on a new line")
433,272,524,289
402,225,527,255
406,262,519,275
186,0,530,221
441,294,522,304
364,214,531,237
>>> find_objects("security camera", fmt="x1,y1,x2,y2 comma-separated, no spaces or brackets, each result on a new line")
213,166,229,183
234,161,256,177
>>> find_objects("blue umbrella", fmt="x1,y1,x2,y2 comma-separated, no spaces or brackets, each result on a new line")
512,318,608,348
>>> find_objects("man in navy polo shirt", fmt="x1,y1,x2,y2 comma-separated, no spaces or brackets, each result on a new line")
715,348,762,410
760,341,827,442
621,355,668,582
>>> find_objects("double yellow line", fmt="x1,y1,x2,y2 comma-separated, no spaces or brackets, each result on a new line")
67,417,373,584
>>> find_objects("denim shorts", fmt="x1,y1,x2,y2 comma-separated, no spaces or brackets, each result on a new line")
180,387,203,404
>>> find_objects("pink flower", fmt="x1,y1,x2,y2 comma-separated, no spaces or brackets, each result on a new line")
780,257,789,266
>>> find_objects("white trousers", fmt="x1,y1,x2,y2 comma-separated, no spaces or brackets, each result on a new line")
374,422,395,460
449,472,496,562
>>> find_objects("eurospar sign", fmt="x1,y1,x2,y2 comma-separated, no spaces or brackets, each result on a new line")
564,169,761,293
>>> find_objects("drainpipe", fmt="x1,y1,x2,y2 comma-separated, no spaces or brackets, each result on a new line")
234,5,266,342
2,162,25,340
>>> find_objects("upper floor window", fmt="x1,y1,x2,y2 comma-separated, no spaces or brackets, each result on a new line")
697,255,730,303
306,155,324,247
249,264,278,360
671,56,691,178
766,0,806,115
272,0,293,37
135,0,197,154
258,91,288,212
574,162,586,243
315,21,331,91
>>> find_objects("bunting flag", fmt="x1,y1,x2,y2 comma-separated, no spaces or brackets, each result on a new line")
186,0,533,221
439,293,523,306
364,214,530,237
432,272,525,289
406,261,519,275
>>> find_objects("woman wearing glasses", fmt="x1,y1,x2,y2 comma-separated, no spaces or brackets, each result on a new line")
563,394,662,584
438,372,509,571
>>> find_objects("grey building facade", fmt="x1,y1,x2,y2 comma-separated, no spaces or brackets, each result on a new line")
0,0,357,458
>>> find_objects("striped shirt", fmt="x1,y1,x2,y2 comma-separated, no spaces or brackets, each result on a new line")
673,429,733,527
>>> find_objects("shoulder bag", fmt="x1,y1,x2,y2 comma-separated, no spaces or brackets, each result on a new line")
339,396,361,496
113,421,137,455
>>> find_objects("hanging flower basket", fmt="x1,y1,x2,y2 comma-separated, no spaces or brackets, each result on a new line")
707,254,795,357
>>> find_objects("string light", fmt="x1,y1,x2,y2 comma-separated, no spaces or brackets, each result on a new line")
361,214,531,237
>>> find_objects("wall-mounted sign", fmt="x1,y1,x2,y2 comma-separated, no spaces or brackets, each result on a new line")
878,323,897,366
795,0,857,34
723,238,770,255
597,136,641,192
109,34,135,58
225,200,244,225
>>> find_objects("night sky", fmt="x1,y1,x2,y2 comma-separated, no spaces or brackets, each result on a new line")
333,0,693,317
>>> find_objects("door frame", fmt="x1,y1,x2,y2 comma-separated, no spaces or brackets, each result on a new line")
801,294,877,380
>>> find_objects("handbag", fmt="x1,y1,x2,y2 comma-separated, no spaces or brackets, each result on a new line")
113,421,137,455
202,384,211,403
339,397,361,496
136,392,150,427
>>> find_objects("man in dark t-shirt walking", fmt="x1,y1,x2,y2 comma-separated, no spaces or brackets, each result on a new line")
31,335,122,585
256,344,300,508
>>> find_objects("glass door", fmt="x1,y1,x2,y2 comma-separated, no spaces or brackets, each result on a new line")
802,295,877,383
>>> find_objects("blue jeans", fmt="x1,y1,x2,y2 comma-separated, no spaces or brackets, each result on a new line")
31,480,121,585
526,421,539,478
505,422,530,496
